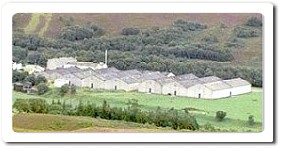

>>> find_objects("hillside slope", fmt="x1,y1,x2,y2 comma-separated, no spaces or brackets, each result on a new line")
13,13,261,37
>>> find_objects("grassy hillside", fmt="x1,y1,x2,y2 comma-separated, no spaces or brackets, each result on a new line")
12,13,262,66
13,88,263,132
13,13,261,37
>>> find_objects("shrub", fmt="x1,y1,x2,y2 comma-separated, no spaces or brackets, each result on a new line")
25,75,36,86
70,84,76,95
37,83,49,95
202,36,218,44
121,27,140,36
28,98,48,113
235,27,259,38
13,99,30,112
248,115,255,126
60,84,69,96
173,19,207,31
246,17,262,27
216,111,227,121
48,104,63,115
35,75,47,85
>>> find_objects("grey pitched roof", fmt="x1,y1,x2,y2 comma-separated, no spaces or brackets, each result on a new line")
174,73,198,81
94,67,120,74
199,76,222,83
141,71,166,80
119,69,142,77
179,79,203,88
119,76,140,84
72,69,96,79
223,78,251,87
203,81,232,91
154,77,177,85
44,66,81,75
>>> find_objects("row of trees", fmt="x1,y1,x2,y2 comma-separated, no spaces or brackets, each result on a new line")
13,99,199,131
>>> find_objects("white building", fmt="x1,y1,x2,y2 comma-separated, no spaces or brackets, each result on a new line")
202,81,232,99
223,78,252,96
162,78,188,96
12,61,23,70
54,79,70,87
23,65,45,74
63,62,107,70
47,57,77,70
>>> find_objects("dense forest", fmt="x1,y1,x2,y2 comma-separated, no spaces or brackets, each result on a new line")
12,15,262,87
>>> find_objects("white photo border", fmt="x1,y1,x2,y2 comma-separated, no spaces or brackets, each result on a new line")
1,2,273,142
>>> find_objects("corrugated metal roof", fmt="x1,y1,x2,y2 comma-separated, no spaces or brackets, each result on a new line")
119,76,140,84
179,79,203,88
72,69,96,79
154,77,177,85
174,73,198,81
203,81,232,91
141,71,166,80
94,67,120,74
223,78,251,87
119,69,142,77
199,76,222,83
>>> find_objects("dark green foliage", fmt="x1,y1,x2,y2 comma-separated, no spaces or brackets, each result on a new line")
121,27,140,35
34,75,47,85
173,19,207,31
216,111,227,121
13,98,47,113
48,104,63,115
246,17,262,27
13,99,30,112
59,24,105,41
26,51,47,67
13,98,199,131
60,84,69,96
12,70,28,83
37,83,49,95
202,36,218,44
235,27,260,38
28,98,48,113
25,75,36,86
248,115,255,126
13,46,27,63
70,84,76,95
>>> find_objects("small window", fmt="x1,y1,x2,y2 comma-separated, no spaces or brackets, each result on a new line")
174,91,177,96
198,94,201,98
114,85,117,90
149,88,152,93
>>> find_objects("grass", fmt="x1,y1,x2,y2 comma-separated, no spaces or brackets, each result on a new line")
13,113,181,132
39,14,53,36
24,13,53,36
24,13,41,33
13,87,263,132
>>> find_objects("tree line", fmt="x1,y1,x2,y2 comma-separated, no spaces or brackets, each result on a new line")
13,98,199,131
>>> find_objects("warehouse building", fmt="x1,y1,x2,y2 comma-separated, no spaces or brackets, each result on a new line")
47,57,77,70
223,78,252,96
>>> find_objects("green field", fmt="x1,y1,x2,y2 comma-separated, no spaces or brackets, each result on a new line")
13,87,263,132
